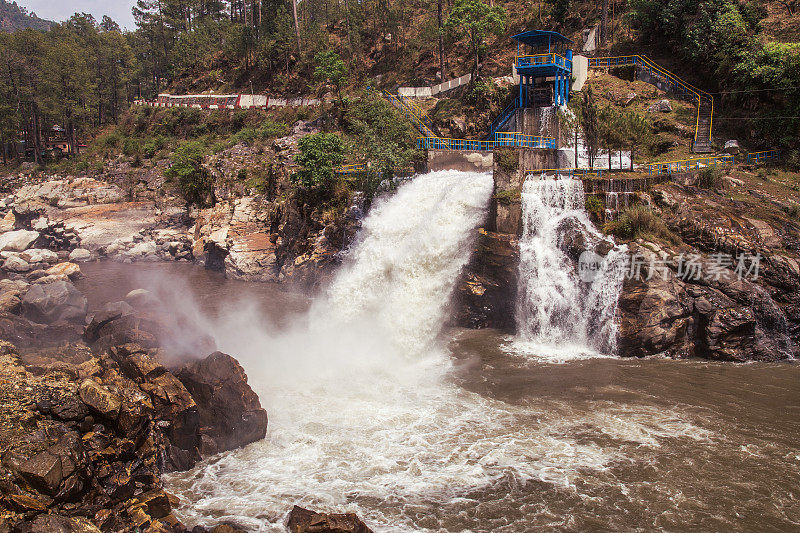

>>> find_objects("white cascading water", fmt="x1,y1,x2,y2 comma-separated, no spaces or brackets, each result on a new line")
513,177,627,361
161,170,712,532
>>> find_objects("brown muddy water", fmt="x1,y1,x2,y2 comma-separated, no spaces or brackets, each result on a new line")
76,260,800,532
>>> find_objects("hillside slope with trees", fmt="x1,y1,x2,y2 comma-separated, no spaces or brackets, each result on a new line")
0,0,51,32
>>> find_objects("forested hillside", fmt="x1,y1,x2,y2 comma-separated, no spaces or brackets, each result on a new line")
0,0,798,165
0,0,51,31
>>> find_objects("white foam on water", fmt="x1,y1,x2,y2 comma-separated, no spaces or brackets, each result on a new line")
163,171,712,532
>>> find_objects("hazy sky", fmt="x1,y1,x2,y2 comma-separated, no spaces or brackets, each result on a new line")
19,0,138,30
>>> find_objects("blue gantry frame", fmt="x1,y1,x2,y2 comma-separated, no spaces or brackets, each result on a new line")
512,30,573,107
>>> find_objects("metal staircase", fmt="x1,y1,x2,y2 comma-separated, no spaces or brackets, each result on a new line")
588,55,715,153
484,97,521,140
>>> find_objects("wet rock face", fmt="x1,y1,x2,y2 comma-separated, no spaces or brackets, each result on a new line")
0,343,201,531
617,244,793,362
286,505,374,533
177,352,268,455
451,230,519,331
0,336,269,530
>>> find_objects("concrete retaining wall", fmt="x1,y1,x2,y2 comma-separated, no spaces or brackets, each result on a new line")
426,149,493,173
398,73,472,99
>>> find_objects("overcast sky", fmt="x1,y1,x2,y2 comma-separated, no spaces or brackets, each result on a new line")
19,0,138,30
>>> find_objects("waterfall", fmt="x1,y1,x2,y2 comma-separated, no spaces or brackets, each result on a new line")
169,170,559,530
309,170,494,359
514,177,627,360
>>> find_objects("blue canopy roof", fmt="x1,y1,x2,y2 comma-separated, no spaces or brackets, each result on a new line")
511,30,572,47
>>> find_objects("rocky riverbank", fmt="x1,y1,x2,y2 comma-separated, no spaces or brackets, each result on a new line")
0,166,361,293
0,170,377,531
0,265,270,531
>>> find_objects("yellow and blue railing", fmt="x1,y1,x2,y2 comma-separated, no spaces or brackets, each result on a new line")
417,131,556,151
588,55,714,151
524,168,605,179
643,155,734,176
515,53,571,70
745,150,780,164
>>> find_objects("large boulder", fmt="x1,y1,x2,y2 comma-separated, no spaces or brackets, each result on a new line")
0,229,39,252
22,280,88,324
3,255,31,273
79,378,122,419
17,432,87,497
20,248,59,264
647,99,672,113
617,244,794,361
46,262,82,280
723,139,740,154
68,248,92,262
286,506,373,533
177,352,268,455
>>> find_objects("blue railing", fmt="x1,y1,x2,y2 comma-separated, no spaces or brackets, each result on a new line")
745,150,780,164
417,131,556,151
644,155,734,176
525,168,605,179
515,53,571,71
492,131,557,149
588,55,714,150
384,91,437,138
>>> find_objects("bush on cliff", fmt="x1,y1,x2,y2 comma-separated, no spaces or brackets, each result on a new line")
166,140,215,209
697,167,723,190
291,133,346,201
605,205,681,245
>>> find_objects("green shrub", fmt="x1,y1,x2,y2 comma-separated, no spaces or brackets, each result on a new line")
122,137,140,156
143,136,167,158
257,120,289,140
100,131,122,149
697,166,723,189
291,133,346,193
605,205,680,245
76,160,89,172
495,148,518,174
231,127,257,145
585,195,604,219
231,110,249,131
493,189,520,204
165,141,212,208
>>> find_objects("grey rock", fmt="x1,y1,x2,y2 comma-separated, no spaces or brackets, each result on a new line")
22,281,88,324
724,139,740,154
0,229,39,252
647,99,672,113
3,255,30,273
68,248,92,262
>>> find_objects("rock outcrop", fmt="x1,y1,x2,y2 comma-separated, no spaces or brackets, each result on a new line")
451,230,519,330
22,280,88,324
0,337,268,531
0,342,193,530
286,505,373,533
177,352,268,455
617,243,793,361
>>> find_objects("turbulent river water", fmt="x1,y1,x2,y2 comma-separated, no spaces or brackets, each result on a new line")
76,171,800,532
